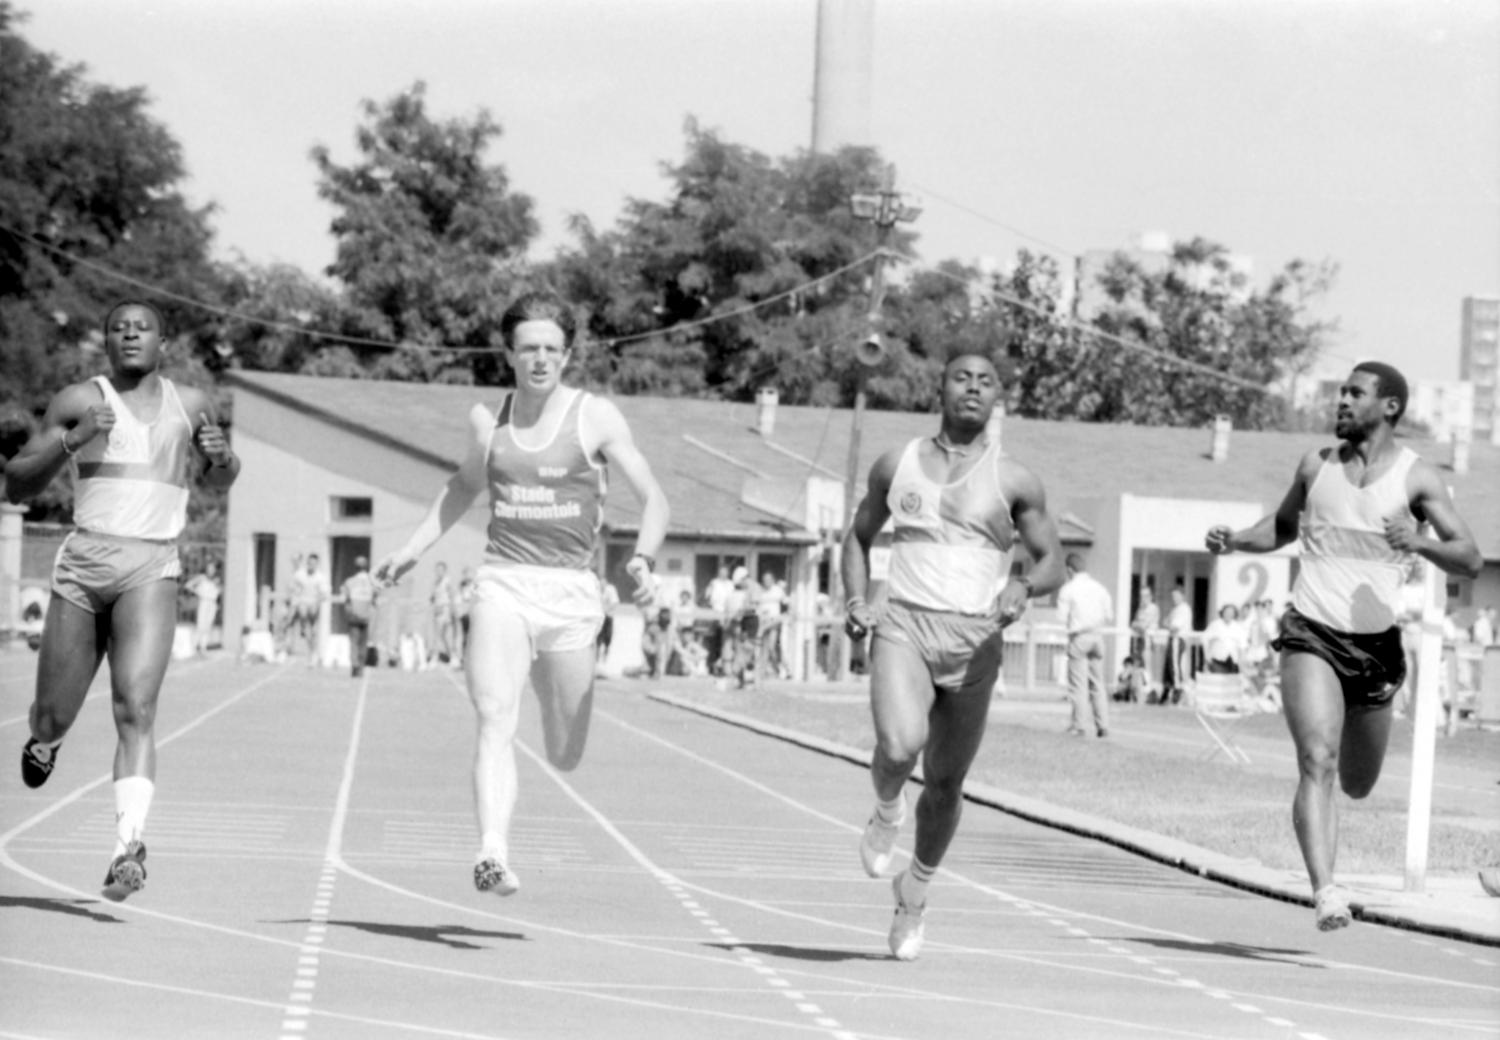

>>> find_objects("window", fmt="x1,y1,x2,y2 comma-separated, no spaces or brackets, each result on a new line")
331,496,373,521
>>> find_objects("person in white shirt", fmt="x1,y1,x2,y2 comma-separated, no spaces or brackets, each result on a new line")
1203,603,1247,673
1163,586,1193,703
1057,553,1116,737
1472,606,1495,648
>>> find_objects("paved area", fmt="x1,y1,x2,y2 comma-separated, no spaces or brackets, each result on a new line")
2,652,1498,1038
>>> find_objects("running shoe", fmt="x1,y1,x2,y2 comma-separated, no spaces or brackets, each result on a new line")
474,858,521,897
859,800,905,878
888,872,926,961
1314,884,1352,932
101,841,148,903
20,738,59,789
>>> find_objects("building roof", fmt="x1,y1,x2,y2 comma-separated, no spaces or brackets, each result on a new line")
225,371,1500,559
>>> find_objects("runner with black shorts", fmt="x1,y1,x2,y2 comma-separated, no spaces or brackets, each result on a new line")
1207,361,1480,931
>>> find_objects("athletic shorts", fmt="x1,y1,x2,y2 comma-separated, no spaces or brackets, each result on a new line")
473,560,603,654
874,599,1005,691
1274,606,1405,712
51,529,181,615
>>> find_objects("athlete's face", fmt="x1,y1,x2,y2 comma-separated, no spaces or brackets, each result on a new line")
105,305,164,375
507,320,571,395
1334,370,1390,442
940,355,1001,431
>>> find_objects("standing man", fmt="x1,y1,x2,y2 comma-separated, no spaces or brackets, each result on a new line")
1058,553,1115,738
288,553,329,666
430,561,459,666
843,347,1065,960
185,560,222,656
5,300,239,901
339,556,378,678
1207,361,1480,931
375,290,668,898
1130,585,1160,697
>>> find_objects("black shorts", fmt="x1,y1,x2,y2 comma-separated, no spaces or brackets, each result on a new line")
1273,607,1405,712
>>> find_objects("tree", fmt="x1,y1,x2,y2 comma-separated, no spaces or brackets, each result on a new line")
310,82,538,384
0,2,225,518
545,121,907,403
991,238,1335,429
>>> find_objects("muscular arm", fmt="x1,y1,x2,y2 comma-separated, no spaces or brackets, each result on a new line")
3,383,99,504
589,397,669,560
999,461,1065,619
1206,450,1318,555
178,385,240,489
840,450,899,609
374,404,490,584
1391,463,1483,578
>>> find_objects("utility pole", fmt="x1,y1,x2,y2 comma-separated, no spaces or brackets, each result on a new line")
828,163,920,678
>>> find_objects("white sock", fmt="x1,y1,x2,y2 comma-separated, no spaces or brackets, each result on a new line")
901,857,936,908
874,793,906,825
477,831,508,864
113,776,155,857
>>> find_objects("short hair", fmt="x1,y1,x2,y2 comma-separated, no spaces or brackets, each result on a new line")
1064,552,1086,571
942,344,999,375
104,299,166,334
500,290,578,350
1352,361,1408,424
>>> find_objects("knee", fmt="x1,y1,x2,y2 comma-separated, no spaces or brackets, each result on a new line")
113,696,157,735
1296,742,1338,783
548,746,584,772
874,733,921,774
919,774,966,813
1339,763,1381,799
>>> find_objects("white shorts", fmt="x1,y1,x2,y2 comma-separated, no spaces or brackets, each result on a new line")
473,561,603,654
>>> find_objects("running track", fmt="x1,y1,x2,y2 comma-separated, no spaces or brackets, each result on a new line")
2,655,1496,1039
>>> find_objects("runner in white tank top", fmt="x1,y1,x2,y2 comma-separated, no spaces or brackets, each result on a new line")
4,300,240,903
1206,362,1480,931
842,349,1066,960
377,291,669,900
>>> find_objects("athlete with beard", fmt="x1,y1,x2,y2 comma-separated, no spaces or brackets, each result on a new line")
1206,361,1479,931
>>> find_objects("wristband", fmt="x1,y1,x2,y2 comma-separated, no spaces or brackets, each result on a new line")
630,553,656,573
846,596,867,613
60,430,79,457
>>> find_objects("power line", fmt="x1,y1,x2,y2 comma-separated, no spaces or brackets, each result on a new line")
1,221,882,356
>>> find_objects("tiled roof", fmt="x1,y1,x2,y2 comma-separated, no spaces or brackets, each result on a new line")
225,371,1500,558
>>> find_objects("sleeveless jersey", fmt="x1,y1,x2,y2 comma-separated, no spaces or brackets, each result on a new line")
484,389,605,570
71,376,193,540
1291,446,1418,633
885,438,1018,616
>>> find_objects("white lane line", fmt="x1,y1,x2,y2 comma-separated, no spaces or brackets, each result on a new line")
598,704,1500,1033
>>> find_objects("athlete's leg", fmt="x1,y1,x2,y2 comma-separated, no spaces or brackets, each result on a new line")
531,645,597,771
106,580,178,781
868,635,935,803
31,596,108,745
464,598,532,860
910,677,993,871
1338,704,1394,799
1280,651,1346,893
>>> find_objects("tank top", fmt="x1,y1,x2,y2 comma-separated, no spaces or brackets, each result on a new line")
483,388,605,570
71,376,193,540
885,438,1018,616
1291,446,1418,633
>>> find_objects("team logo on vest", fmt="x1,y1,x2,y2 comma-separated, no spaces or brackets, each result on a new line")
898,491,923,516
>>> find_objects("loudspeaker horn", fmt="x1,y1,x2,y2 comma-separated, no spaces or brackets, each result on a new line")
855,333,886,368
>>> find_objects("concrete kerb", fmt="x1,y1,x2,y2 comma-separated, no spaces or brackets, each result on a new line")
647,690,1500,948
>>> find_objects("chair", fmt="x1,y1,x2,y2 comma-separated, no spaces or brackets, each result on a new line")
1189,672,1256,764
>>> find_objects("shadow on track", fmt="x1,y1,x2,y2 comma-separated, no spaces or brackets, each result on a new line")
0,895,124,924
1120,936,1322,968
270,918,527,950
707,941,889,963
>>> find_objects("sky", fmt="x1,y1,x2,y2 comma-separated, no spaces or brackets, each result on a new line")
19,0,1500,384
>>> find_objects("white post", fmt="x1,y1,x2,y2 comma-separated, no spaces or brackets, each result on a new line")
1404,557,1446,893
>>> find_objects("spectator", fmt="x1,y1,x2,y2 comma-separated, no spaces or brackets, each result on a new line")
185,561,221,656
704,565,736,676
724,566,760,687
755,572,788,682
338,556,378,677
1473,605,1495,647
1203,603,1247,674
1113,654,1149,703
1161,586,1193,704
288,553,330,666
596,579,620,665
457,567,476,659
1131,585,1162,701
640,606,681,678
430,561,459,667
1057,553,1114,738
